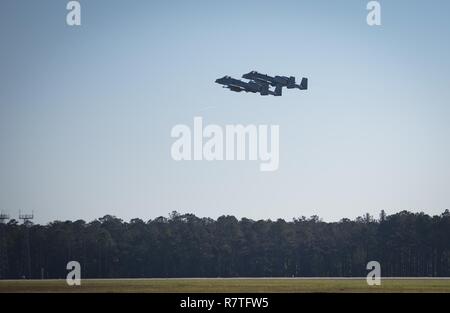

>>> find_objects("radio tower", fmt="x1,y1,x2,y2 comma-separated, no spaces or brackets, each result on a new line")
0,212,10,279
19,211,34,279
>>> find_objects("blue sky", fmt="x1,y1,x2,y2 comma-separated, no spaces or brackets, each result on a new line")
1,0,450,223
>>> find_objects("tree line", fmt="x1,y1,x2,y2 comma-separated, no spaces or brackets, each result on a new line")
0,210,449,279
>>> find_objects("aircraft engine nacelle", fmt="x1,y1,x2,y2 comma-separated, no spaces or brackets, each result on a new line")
286,76,297,89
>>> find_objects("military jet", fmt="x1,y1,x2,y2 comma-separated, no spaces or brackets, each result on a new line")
215,71,307,96
215,76,277,96
242,71,308,91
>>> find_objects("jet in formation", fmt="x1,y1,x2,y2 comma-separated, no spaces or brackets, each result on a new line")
215,71,308,96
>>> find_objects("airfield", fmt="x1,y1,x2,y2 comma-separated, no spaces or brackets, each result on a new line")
1,278,450,293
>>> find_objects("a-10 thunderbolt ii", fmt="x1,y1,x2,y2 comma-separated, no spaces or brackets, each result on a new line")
215,71,308,96
215,76,278,96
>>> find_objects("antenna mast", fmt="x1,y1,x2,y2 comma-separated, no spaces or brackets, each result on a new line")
0,212,10,279
19,211,34,279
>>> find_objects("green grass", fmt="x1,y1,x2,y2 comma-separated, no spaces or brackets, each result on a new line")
0,278,450,293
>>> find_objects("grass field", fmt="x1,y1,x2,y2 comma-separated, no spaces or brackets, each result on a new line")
1,278,450,293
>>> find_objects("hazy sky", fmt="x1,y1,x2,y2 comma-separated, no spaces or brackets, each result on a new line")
1,0,450,224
